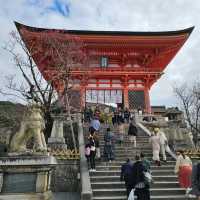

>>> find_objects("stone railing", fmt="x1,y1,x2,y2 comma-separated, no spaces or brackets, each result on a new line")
77,114,93,200
135,113,167,124
137,122,177,160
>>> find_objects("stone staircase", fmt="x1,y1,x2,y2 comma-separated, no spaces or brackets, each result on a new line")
87,126,195,200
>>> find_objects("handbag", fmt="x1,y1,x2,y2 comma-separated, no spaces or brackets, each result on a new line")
128,188,135,200
90,146,96,151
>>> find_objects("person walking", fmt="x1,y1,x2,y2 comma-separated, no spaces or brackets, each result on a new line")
90,116,101,132
118,121,125,146
140,152,151,172
128,121,137,148
104,127,115,162
191,162,200,199
174,150,192,195
120,158,134,198
124,108,130,124
158,128,168,162
149,128,161,166
131,154,150,200
88,129,96,172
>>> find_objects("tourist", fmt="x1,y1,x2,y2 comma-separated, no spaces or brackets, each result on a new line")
113,108,120,126
94,105,101,119
124,108,130,124
128,120,137,147
149,128,161,166
83,106,91,123
93,132,100,159
120,158,134,198
158,128,168,162
117,120,125,146
104,127,115,162
88,129,96,172
174,150,192,195
118,107,124,123
131,154,150,200
140,152,151,172
107,111,113,127
191,162,200,199
90,116,101,132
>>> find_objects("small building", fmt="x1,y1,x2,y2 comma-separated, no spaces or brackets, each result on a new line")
151,106,166,116
151,106,184,122
164,107,184,121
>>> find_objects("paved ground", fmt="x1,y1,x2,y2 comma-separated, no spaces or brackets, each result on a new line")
53,192,80,200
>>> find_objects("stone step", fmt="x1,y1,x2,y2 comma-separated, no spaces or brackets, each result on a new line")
91,181,179,189
90,175,178,182
95,160,176,166
96,165,175,171
85,125,185,200
98,137,150,142
93,195,195,200
110,157,174,161
99,153,174,160
108,146,153,150
101,148,153,152
92,188,185,196
90,169,175,176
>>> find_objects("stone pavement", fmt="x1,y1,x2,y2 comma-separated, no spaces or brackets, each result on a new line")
53,192,80,200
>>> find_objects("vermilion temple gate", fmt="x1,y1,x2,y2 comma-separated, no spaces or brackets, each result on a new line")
15,22,193,113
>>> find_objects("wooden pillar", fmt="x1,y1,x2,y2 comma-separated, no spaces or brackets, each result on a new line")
80,86,86,109
80,77,87,110
144,87,151,114
123,86,129,109
123,76,129,109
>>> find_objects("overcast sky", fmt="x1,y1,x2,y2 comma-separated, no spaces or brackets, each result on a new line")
0,0,200,107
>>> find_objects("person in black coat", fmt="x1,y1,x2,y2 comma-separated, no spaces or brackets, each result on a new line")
120,158,134,197
88,129,96,171
128,121,137,147
131,154,150,200
191,162,200,199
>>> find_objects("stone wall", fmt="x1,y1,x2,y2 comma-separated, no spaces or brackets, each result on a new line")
51,159,80,192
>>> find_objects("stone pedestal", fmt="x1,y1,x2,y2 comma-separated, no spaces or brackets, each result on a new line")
0,155,57,200
48,115,67,150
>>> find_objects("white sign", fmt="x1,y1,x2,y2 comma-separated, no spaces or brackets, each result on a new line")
85,89,122,104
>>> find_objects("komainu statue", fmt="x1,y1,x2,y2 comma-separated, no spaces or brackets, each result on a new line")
9,105,47,153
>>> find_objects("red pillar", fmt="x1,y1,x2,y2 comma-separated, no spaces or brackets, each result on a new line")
144,87,151,114
80,86,85,110
123,79,129,109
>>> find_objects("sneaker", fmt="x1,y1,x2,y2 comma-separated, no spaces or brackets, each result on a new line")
109,160,112,163
89,169,93,172
93,169,96,172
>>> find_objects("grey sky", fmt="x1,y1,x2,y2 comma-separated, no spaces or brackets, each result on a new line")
0,0,199,106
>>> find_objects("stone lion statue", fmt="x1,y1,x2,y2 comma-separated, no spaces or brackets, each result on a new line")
9,105,47,153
